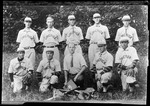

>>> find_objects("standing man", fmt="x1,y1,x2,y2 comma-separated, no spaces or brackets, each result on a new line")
63,40,87,89
115,15,139,47
115,37,139,93
16,17,39,69
61,14,84,56
85,13,110,69
40,16,61,61
36,48,61,93
91,40,113,92
8,47,33,93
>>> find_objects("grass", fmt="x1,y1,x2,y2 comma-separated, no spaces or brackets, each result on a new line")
2,49,147,104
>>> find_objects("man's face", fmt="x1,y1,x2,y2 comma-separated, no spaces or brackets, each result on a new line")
68,19,75,26
46,20,54,28
122,20,130,27
93,17,101,24
24,20,32,28
68,43,76,54
46,51,54,60
18,51,25,59
98,45,106,53
120,41,129,49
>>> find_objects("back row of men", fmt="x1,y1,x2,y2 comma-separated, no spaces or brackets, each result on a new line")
8,13,140,94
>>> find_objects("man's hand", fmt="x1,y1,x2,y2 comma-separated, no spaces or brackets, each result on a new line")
126,69,134,76
11,82,14,88
74,75,78,82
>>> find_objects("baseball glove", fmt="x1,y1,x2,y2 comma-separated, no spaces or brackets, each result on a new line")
22,72,32,85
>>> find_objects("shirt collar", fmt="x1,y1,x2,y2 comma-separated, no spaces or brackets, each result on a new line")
94,23,101,27
69,25,76,29
23,28,31,32
45,58,54,63
121,46,130,51
47,27,54,31
123,25,131,30
99,50,107,56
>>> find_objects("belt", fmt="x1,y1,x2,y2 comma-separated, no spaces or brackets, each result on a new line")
90,42,97,44
44,46,56,48
24,47,34,49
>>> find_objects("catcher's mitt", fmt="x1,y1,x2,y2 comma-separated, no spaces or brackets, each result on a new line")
22,73,32,85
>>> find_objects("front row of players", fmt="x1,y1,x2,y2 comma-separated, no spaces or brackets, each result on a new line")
8,36,139,94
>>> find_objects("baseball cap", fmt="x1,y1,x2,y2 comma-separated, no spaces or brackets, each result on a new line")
97,40,106,47
50,75,58,84
93,13,101,18
45,48,54,52
68,15,75,20
46,16,54,21
122,15,131,21
126,76,136,83
67,38,79,45
24,17,32,22
119,36,130,43
17,47,25,52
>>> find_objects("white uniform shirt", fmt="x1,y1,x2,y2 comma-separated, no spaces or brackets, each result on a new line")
93,51,113,69
115,46,139,66
62,25,83,44
63,53,87,74
85,24,110,44
115,26,139,46
8,57,33,76
16,28,39,48
40,27,61,46
36,58,61,78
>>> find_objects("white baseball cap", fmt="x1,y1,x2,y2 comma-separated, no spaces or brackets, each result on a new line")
122,15,131,21
50,75,58,84
119,36,130,43
17,47,25,52
68,15,75,20
45,47,54,52
46,16,54,21
126,76,136,83
97,40,106,46
24,17,32,22
67,38,79,45
93,13,101,18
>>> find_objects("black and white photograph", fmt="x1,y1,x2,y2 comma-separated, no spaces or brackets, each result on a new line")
2,1,148,104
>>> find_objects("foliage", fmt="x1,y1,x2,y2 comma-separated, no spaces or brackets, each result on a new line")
3,1,148,56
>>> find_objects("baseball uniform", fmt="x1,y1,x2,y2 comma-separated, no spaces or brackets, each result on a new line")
115,25,139,47
40,27,61,61
86,23,110,68
62,25,84,56
93,50,113,88
36,54,61,92
115,45,139,91
8,55,33,93
16,28,39,69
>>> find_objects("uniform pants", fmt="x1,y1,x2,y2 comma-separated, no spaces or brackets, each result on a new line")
88,44,99,69
39,75,58,92
13,76,23,93
24,49,35,69
42,47,60,61
64,45,82,56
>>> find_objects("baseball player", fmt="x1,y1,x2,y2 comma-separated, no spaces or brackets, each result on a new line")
91,40,113,92
8,47,33,93
63,40,87,89
16,17,39,69
61,14,84,56
115,15,139,47
36,48,61,93
115,37,139,93
40,16,61,61
85,13,110,69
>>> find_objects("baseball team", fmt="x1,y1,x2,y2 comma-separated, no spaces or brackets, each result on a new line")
8,13,140,96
